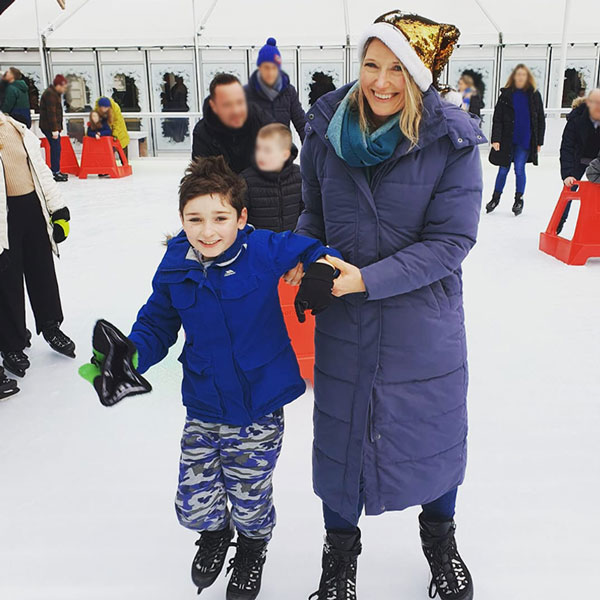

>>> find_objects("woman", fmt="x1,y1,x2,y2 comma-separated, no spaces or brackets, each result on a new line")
87,109,113,138
0,111,75,379
244,37,307,142
1,67,31,128
292,11,484,600
457,73,482,117
487,64,546,216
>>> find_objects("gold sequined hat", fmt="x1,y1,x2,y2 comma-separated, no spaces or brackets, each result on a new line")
358,11,461,92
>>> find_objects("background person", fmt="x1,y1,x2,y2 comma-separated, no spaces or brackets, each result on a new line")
244,37,307,142
457,73,482,117
39,74,69,182
86,109,112,138
487,64,546,216
1,67,31,128
94,96,129,154
192,73,273,173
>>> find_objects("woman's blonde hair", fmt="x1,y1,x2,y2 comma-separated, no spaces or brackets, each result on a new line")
350,37,423,148
505,64,538,92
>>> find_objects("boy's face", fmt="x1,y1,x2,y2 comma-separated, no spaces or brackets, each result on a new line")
255,136,290,172
181,194,248,259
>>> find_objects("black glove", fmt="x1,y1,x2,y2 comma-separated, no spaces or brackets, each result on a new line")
294,262,337,323
78,319,152,406
51,207,70,244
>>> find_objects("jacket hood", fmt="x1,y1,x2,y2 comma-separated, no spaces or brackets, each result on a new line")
12,79,28,93
566,102,589,121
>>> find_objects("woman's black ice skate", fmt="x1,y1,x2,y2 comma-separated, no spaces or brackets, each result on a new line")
226,534,268,600
309,529,361,600
2,351,30,378
485,191,501,213
419,513,473,600
512,193,524,216
42,322,76,358
25,328,32,348
0,368,19,400
192,522,234,594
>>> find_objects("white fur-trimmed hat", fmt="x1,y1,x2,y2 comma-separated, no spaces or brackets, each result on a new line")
358,11,461,92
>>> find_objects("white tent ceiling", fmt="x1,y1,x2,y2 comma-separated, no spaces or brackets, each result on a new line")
0,0,598,48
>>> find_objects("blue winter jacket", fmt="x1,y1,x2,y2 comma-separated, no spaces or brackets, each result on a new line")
128,225,340,426
87,118,112,138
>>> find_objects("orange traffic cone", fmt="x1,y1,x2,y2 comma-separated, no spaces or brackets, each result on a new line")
539,181,600,265
78,137,132,179
40,135,80,176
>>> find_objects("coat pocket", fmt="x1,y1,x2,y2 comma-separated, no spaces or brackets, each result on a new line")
169,281,197,309
219,274,259,300
179,347,224,418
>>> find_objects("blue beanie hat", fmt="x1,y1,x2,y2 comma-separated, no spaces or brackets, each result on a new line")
98,97,111,108
257,38,282,68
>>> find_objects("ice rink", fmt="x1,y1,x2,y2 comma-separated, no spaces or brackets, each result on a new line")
1,153,599,600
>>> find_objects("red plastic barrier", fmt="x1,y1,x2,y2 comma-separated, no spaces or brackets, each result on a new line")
40,135,80,176
78,136,132,179
539,181,600,265
278,279,315,385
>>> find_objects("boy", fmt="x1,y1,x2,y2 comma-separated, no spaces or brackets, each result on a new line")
80,156,340,599
241,123,303,233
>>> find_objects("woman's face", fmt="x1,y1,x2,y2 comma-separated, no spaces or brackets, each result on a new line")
514,68,528,89
360,38,406,120
91,112,99,124
457,78,467,92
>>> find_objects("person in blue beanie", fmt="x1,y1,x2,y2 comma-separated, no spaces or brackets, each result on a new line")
79,155,341,600
245,37,307,142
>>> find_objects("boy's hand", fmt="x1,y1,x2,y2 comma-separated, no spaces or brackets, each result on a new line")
283,262,304,286
78,319,152,406
294,262,337,323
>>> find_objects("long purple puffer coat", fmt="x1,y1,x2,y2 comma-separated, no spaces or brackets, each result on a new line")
297,82,485,524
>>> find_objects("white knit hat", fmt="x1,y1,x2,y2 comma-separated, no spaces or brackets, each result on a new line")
358,11,461,92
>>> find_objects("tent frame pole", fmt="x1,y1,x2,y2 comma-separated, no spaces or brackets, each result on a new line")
556,0,572,109
34,0,49,89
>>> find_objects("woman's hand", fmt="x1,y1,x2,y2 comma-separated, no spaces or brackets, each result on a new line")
326,256,366,297
537,145,542,153
492,142,500,152
283,262,304,286
96,133,101,139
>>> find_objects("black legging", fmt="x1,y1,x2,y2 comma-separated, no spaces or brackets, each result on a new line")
0,191,63,352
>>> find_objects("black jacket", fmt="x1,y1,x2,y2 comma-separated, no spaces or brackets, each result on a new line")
240,145,303,233
244,70,307,142
489,87,546,167
559,103,600,180
468,94,482,118
191,98,273,173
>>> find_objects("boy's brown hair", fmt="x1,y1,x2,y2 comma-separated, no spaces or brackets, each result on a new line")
179,156,247,216
257,123,293,151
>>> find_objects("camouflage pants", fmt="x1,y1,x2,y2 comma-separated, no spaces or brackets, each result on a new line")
175,410,284,541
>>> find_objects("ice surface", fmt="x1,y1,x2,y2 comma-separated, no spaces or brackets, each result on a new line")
1,154,599,599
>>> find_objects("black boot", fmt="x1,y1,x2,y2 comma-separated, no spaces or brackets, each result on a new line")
419,513,473,600
192,522,234,593
485,191,501,213
512,193,524,216
0,368,19,400
53,172,68,182
25,328,32,348
309,529,361,600
226,534,268,600
42,322,76,358
2,351,30,378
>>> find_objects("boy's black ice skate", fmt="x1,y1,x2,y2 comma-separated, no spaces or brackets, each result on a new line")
192,522,235,594
309,529,361,600
485,191,501,213
512,193,524,216
2,351,30,378
0,368,19,400
419,513,473,600
42,322,76,358
226,533,268,600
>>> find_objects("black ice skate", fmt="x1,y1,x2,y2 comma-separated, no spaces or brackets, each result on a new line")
512,193,524,216
53,172,68,182
42,322,76,358
485,191,501,213
25,328,32,348
419,513,473,600
90,319,152,407
192,522,235,594
2,351,30,378
309,529,362,600
226,534,268,600
0,368,19,400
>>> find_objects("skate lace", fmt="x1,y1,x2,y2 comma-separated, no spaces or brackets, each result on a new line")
194,531,231,573
226,539,266,591
309,547,357,600
427,535,469,599
46,327,71,348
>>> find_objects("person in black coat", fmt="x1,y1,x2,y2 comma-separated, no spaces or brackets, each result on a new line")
192,73,273,174
487,64,546,216
457,72,482,118
241,123,303,233
556,89,600,233
244,38,307,142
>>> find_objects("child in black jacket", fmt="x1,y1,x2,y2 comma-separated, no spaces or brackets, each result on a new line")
241,123,303,233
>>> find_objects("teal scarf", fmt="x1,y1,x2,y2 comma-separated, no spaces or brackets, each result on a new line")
327,82,402,168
